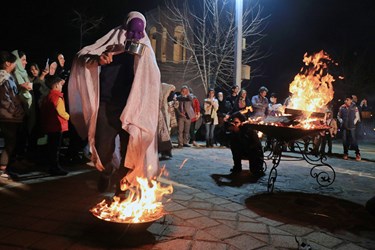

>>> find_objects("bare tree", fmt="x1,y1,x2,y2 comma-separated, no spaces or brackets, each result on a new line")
160,0,269,94
71,10,104,49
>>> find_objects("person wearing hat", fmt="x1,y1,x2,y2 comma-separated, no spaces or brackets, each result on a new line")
337,95,361,161
251,86,269,120
40,76,69,175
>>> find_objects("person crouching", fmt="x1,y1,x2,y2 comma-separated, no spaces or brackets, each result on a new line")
225,112,264,176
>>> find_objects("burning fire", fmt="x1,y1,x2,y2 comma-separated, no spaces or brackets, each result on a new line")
90,169,173,224
287,50,335,114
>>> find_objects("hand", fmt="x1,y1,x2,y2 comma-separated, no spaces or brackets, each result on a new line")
20,82,32,90
41,68,49,77
98,52,113,65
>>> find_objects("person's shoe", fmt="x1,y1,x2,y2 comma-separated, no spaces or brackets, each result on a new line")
192,141,199,147
97,175,110,193
230,167,242,174
176,144,183,149
49,167,68,176
251,171,265,178
183,144,191,147
343,154,348,160
356,154,361,161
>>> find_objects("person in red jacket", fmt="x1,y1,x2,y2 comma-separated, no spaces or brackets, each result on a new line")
41,76,69,175
189,88,201,147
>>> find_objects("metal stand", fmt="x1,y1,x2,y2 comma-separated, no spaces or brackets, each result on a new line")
264,139,336,192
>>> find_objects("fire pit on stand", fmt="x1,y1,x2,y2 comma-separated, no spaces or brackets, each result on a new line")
248,109,336,192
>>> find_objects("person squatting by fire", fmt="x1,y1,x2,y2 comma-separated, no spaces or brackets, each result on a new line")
68,11,161,196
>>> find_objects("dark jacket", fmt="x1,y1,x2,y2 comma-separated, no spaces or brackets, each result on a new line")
337,103,359,129
0,70,24,123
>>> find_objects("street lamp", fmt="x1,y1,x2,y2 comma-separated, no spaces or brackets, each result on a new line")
234,0,243,89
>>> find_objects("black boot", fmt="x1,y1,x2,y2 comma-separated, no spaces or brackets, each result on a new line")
206,140,210,147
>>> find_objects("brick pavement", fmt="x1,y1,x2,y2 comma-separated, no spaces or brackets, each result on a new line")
0,139,374,249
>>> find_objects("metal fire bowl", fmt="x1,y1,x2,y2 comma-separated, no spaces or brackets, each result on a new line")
247,123,326,142
91,211,165,233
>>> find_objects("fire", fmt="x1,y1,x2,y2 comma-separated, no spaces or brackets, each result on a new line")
287,50,335,114
90,169,173,224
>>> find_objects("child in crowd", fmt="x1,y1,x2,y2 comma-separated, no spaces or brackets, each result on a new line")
40,76,69,175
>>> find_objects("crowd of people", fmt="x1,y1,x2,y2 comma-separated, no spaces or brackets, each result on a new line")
0,49,83,180
0,12,369,188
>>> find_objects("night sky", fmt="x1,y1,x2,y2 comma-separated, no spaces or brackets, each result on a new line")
3,0,375,104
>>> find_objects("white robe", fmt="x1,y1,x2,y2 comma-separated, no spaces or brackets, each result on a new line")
68,11,161,185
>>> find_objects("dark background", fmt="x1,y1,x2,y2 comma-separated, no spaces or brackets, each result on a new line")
3,0,375,106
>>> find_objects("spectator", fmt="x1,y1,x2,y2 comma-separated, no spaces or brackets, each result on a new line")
68,11,161,195
0,51,25,179
265,93,283,150
176,85,195,148
27,63,49,160
267,92,283,116
11,50,35,160
217,91,232,126
158,83,175,159
189,88,201,147
320,110,337,155
251,86,269,120
203,88,219,147
40,76,69,176
231,89,252,115
225,84,239,108
337,95,361,161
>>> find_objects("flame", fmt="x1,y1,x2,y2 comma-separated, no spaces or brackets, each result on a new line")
90,169,173,224
287,50,335,114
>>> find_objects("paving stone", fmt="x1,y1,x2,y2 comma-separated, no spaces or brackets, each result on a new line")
173,209,203,220
237,221,268,234
225,234,267,250
186,216,220,229
305,231,343,248
204,224,241,240
268,226,293,236
210,210,238,221
152,239,191,250
193,209,211,216
237,209,260,219
31,235,75,249
217,219,237,229
193,192,217,200
334,243,368,250
238,214,258,222
255,216,284,227
277,224,315,236
188,200,214,210
192,240,228,250
194,230,221,241
219,202,246,212
0,230,46,248
164,201,187,212
172,193,194,201
159,225,196,238
207,197,232,205
163,214,189,226
270,234,300,248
